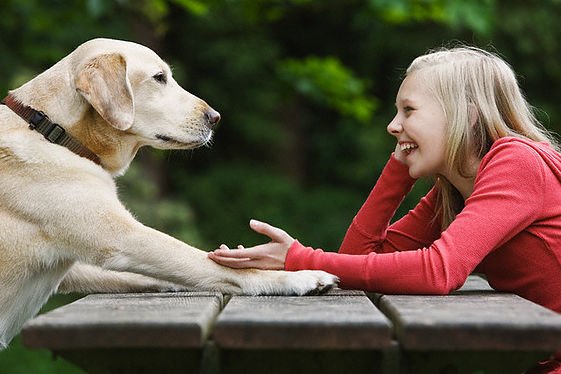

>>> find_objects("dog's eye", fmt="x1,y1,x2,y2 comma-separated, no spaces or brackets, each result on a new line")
153,72,167,84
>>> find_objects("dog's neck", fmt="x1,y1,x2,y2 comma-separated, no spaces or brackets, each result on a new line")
2,94,102,165
9,60,141,177
69,106,142,176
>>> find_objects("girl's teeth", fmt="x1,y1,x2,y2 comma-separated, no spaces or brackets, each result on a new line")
400,143,418,152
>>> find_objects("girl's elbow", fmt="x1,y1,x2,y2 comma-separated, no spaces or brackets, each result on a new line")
431,284,455,295
432,276,466,295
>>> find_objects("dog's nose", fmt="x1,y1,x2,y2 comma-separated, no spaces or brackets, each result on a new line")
204,108,221,129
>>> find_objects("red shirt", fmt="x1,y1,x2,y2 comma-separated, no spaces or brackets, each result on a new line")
286,137,561,313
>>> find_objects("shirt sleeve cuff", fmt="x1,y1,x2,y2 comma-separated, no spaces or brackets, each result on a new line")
285,240,313,271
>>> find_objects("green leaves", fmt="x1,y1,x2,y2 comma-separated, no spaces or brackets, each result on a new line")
369,0,495,35
278,57,377,123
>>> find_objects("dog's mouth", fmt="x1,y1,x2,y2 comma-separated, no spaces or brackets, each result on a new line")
155,133,213,149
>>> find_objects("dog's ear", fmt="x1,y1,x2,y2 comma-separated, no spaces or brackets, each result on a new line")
75,53,134,131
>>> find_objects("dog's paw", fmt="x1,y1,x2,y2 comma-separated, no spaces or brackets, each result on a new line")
285,270,339,296
230,269,339,296
241,270,339,296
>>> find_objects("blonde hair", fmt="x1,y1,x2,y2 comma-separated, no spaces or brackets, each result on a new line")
406,46,559,229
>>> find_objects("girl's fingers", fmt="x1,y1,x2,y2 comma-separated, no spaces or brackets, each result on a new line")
211,246,259,259
249,219,292,242
208,252,255,269
217,244,244,251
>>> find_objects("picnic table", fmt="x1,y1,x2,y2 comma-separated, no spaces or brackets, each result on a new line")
22,275,561,374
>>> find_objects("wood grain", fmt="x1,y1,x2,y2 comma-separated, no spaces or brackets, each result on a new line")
213,289,392,349
22,292,222,349
379,289,561,350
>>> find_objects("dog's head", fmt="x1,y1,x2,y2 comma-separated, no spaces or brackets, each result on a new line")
72,38,220,151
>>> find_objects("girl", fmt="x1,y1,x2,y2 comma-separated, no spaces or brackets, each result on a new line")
208,46,561,372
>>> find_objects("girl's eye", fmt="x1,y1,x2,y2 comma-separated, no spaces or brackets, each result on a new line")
404,106,415,112
153,72,167,84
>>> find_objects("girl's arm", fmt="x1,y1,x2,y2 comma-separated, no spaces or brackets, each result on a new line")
286,141,545,293
339,154,441,255
209,141,545,294
208,151,437,270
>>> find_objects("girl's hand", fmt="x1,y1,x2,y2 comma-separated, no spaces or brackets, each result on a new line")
393,142,407,164
208,219,294,270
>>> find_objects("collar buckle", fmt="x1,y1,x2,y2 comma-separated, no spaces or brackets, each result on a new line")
29,111,49,130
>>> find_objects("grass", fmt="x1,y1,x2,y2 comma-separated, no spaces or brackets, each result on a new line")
0,294,84,374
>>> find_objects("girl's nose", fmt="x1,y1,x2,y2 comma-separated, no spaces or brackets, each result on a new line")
387,116,402,136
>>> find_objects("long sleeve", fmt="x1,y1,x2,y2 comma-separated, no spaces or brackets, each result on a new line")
285,141,546,294
339,154,441,255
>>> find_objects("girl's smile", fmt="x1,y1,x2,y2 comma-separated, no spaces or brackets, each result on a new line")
399,142,419,154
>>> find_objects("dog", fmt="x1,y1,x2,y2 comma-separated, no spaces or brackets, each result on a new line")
0,38,338,348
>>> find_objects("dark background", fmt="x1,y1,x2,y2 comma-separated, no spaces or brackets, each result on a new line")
1,0,560,372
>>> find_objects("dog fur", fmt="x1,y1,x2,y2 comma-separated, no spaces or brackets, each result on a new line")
0,38,337,348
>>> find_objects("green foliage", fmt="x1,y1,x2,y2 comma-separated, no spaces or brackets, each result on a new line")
117,158,206,247
0,0,130,95
0,337,81,374
369,0,495,35
179,164,361,249
2,1,561,371
278,57,377,123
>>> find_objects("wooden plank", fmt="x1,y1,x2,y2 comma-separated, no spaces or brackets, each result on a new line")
379,289,561,351
368,275,493,307
213,289,392,349
456,274,494,292
22,292,222,349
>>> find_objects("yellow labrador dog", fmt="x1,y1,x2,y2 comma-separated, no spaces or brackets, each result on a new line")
0,38,337,348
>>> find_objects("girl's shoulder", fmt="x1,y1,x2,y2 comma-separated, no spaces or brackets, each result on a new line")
478,136,561,181
489,136,554,152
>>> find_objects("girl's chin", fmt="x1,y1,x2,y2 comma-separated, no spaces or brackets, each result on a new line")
407,165,426,179
408,170,420,179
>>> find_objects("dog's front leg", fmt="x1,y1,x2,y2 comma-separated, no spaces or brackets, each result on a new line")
37,183,337,296
57,262,187,294
96,224,338,296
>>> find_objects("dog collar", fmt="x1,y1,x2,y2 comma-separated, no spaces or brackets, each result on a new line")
1,94,101,165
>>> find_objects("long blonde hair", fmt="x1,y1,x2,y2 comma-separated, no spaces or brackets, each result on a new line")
406,46,559,229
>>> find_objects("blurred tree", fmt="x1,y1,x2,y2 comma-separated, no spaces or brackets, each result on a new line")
3,0,561,372
159,0,502,248
2,0,560,248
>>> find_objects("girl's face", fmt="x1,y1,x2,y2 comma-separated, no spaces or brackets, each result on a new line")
387,71,449,179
